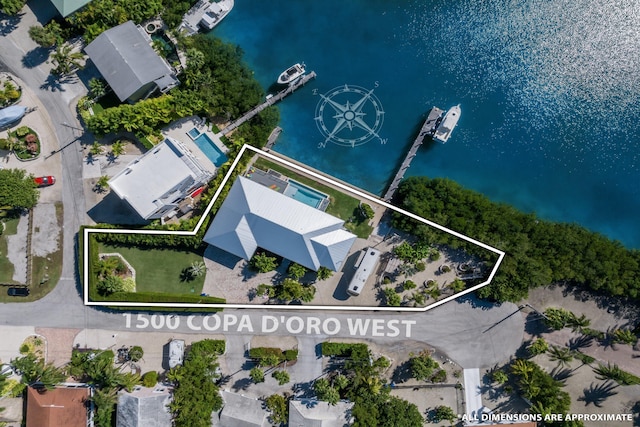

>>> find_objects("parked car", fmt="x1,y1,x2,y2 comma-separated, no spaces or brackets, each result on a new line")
7,287,30,297
34,176,56,187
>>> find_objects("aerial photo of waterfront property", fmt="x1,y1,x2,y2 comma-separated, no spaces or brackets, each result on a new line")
0,0,639,426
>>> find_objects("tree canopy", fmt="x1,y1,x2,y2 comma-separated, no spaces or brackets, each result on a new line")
392,176,640,303
0,168,39,210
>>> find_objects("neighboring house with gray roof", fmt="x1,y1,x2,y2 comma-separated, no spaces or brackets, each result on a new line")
116,384,173,427
84,21,179,103
48,0,91,17
288,399,353,427
109,137,213,220
203,176,357,271
213,391,270,427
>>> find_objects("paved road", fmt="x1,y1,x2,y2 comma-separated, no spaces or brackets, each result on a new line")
0,3,525,370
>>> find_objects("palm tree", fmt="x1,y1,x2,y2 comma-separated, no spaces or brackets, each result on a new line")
188,261,206,278
510,359,534,381
567,313,590,332
49,43,84,76
90,141,104,156
547,346,573,368
94,175,110,193
110,140,126,158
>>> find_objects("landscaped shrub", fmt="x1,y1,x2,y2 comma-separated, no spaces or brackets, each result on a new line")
272,370,290,385
321,342,369,359
0,138,9,150
250,367,264,383
129,346,144,362
283,349,298,361
415,261,426,272
15,126,30,137
403,280,417,291
141,371,158,387
249,346,295,365
190,339,225,355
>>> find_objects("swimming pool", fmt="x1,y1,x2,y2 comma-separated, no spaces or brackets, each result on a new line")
193,133,227,167
284,180,329,209
187,127,200,139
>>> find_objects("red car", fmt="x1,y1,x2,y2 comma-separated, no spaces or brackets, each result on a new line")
34,176,56,187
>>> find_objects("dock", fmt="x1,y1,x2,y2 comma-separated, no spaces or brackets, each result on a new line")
264,126,282,150
220,71,317,135
382,107,443,202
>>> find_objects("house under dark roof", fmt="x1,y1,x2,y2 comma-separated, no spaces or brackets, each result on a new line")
84,21,179,103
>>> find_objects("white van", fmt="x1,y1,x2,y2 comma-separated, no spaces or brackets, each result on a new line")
347,248,381,296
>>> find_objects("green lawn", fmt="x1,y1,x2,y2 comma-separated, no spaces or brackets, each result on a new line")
99,243,206,295
252,158,373,238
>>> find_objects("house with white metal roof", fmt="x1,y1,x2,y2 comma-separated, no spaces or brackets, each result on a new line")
213,391,269,427
116,385,173,427
84,21,179,103
108,137,213,220
289,399,354,427
203,176,357,271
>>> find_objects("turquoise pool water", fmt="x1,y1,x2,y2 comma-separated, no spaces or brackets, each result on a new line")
193,133,227,167
187,127,200,139
284,180,328,209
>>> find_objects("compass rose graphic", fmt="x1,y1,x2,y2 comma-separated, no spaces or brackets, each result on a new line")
314,84,386,148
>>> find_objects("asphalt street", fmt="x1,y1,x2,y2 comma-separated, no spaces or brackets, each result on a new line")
0,3,525,370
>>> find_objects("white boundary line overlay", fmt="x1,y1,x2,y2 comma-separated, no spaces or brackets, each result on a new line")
83,144,505,312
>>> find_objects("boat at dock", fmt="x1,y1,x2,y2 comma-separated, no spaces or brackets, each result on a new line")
432,105,461,143
200,0,233,31
179,0,234,35
277,63,306,85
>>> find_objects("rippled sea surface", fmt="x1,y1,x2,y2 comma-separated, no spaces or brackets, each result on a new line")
214,0,640,248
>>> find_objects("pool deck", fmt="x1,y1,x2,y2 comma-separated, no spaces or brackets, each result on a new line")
162,116,230,174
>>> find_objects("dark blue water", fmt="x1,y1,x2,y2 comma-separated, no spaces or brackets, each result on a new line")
214,0,640,248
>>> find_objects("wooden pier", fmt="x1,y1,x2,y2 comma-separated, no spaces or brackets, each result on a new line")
382,107,443,202
220,71,317,135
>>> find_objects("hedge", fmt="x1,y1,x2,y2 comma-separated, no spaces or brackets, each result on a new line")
249,347,298,363
190,339,226,356
321,342,369,359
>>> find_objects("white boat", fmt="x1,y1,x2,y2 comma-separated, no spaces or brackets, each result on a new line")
433,104,461,143
199,0,233,31
277,63,306,85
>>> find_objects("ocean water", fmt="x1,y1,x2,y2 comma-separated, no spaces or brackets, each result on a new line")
213,0,640,248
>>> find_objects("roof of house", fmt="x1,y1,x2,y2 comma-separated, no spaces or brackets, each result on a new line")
108,137,212,219
84,21,177,102
116,385,173,427
48,0,91,17
203,176,357,271
26,386,89,427
288,399,353,427
216,391,269,427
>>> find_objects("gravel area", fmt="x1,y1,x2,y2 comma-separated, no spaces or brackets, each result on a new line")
31,203,60,257
5,211,28,283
